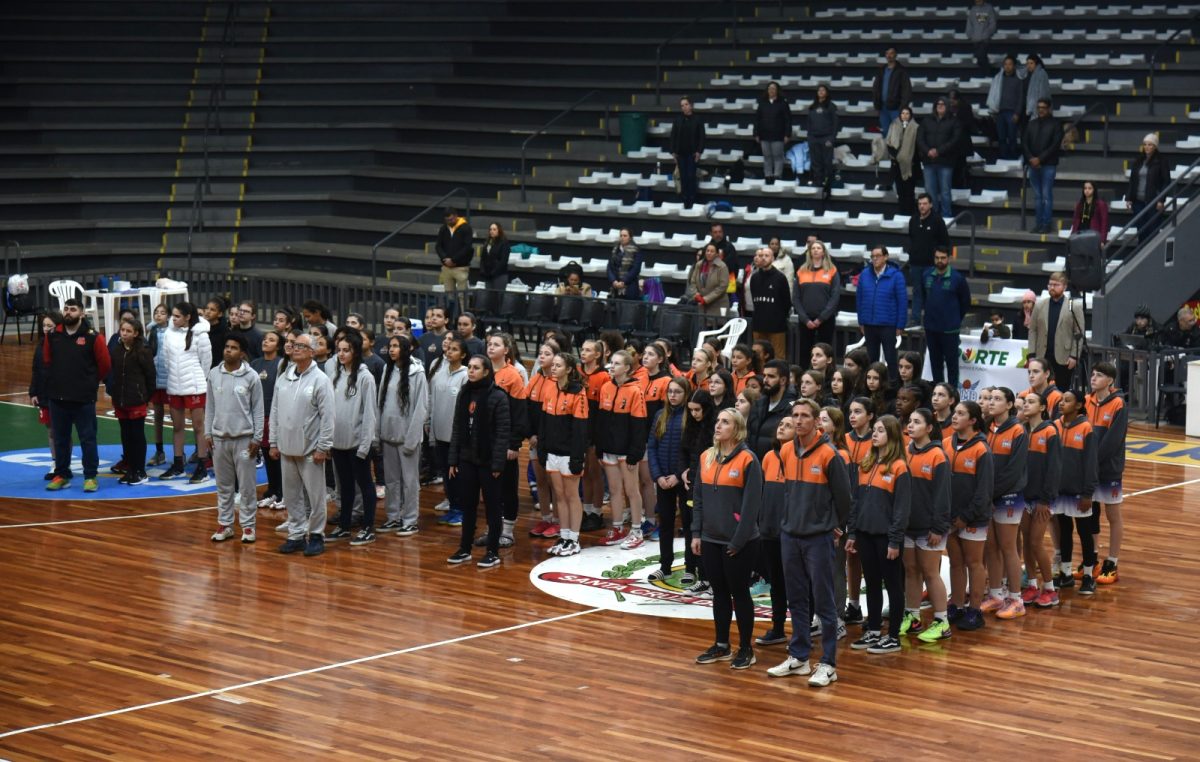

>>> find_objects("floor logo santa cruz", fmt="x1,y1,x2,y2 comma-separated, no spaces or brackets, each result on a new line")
0,444,264,501
530,539,774,620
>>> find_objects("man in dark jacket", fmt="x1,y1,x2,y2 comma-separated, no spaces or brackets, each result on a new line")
436,208,474,303
922,249,972,386
670,95,706,206
908,193,952,324
754,81,792,184
748,247,792,359
747,360,796,459
1022,98,1063,234
856,246,908,379
917,97,962,219
42,298,111,492
871,47,913,133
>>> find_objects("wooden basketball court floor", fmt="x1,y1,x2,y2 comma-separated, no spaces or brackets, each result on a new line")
1,343,1198,760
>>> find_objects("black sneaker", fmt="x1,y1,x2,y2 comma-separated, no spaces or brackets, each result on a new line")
867,635,902,654
109,459,127,475
580,512,604,532
188,465,208,484
447,549,472,565
473,532,489,547
947,603,964,623
326,527,352,541
278,538,306,554
844,602,863,625
477,552,501,569
396,524,420,537
147,451,167,466
350,528,376,546
957,607,985,631
730,647,756,670
377,520,402,534
851,631,880,650
755,628,788,646
44,470,56,481
159,463,186,480
695,644,732,664
1078,575,1097,595
127,471,149,486
303,534,325,557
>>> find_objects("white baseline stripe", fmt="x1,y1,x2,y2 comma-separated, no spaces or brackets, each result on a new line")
1124,477,1200,498
0,607,604,739
0,391,28,398
0,505,216,529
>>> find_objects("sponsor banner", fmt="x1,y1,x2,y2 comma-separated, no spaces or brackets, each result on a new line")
924,336,1030,402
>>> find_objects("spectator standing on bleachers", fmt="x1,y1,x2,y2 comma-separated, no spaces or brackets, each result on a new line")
922,248,972,387
871,47,913,134
607,228,642,300
885,105,920,215
754,81,792,185
686,243,731,316
436,208,474,303
1022,55,1051,123
908,193,951,324
670,96,706,207
806,85,840,198
1028,272,1085,389
947,89,975,189
1161,306,1200,350
856,247,907,379
1022,98,1063,234
965,0,998,72
767,237,795,284
479,222,511,293
747,247,792,361
697,222,738,264
917,97,962,219
1126,133,1171,243
986,55,1024,160
792,240,840,369
1070,181,1110,244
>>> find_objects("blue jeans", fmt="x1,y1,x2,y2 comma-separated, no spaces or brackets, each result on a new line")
677,153,698,206
925,329,962,387
863,323,900,380
1029,164,1056,228
49,399,99,480
879,108,900,134
781,531,840,666
909,265,931,325
923,164,953,218
996,110,1020,159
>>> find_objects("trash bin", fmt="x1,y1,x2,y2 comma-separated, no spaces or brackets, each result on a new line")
619,112,647,154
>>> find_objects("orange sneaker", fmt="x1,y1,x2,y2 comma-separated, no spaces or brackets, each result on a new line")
1097,560,1119,585
980,595,1005,614
996,598,1026,620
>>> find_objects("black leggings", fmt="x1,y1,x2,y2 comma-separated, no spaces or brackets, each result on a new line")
457,460,503,554
500,458,520,522
332,448,377,531
702,540,757,650
656,483,695,576
857,532,904,634
1057,512,1097,567
756,537,788,629
118,417,147,474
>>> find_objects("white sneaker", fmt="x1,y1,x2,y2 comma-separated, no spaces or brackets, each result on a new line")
808,663,838,687
767,656,811,678
433,499,450,512
271,498,286,510
836,619,847,641
241,527,256,543
558,539,581,556
275,519,290,532
619,531,644,550
375,485,386,499
257,496,275,509
210,526,235,542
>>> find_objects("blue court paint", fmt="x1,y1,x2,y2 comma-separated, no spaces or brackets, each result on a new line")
0,444,265,501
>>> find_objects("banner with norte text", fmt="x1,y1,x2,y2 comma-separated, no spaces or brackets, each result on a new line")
923,336,1030,402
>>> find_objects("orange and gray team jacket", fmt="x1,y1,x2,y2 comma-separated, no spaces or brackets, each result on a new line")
906,441,951,537
779,433,853,537
691,441,762,554
523,370,552,444
538,380,589,473
732,370,758,395
1024,419,1061,506
493,363,528,450
987,415,1027,499
759,447,786,540
582,364,608,439
594,376,649,463
1054,414,1098,497
850,458,911,548
1020,384,1062,420
1085,390,1127,482
947,432,993,527
639,369,672,427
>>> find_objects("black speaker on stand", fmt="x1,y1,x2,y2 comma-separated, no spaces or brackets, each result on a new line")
1066,230,1103,292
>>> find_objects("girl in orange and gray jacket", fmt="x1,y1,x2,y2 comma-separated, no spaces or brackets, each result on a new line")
945,400,994,632
691,408,763,670
539,352,590,557
1054,389,1099,594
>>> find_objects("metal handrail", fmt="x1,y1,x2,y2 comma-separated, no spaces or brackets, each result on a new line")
2,239,21,274
370,187,471,289
1100,152,1200,291
1148,10,1200,116
949,211,978,277
519,90,599,203
655,16,702,106
1069,100,1110,158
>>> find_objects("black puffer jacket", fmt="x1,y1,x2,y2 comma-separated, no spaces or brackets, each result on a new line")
755,97,793,141
107,340,156,409
448,376,511,473
917,113,962,166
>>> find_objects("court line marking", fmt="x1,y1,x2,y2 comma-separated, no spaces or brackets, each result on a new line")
1124,477,1200,498
0,606,604,740
0,391,28,398
0,505,216,529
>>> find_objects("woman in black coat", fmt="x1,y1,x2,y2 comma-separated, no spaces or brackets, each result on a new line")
107,317,157,484
480,222,512,292
1127,133,1172,242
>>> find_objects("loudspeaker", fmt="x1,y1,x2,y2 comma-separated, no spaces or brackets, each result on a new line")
1066,230,1103,292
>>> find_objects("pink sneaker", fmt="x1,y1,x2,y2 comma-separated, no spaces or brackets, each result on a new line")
602,526,628,546
996,598,1026,620
1034,589,1060,608
1020,584,1040,604
529,520,549,537
541,522,561,539
979,595,1005,614
619,531,644,550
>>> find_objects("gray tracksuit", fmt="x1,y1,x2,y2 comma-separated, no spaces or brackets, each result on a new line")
378,360,430,526
270,361,335,539
331,365,378,459
205,362,264,529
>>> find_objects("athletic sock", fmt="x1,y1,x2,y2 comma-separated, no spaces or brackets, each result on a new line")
1059,561,1073,574
502,518,515,537
1044,581,1056,592
541,513,553,523
584,503,599,516
988,587,1003,599
905,607,919,616
1107,556,1118,564
1008,592,1021,601
934,611,948,622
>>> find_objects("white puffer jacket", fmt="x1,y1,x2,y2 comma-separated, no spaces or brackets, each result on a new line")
163,319,212,396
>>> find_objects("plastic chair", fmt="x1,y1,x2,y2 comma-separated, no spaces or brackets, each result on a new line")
694,317,747,358
48,279,84,310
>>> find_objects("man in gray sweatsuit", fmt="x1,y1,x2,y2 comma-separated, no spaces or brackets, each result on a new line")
205,334,264,542
270,332,335,557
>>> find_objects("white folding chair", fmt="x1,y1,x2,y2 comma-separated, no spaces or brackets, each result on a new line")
695,317,748,359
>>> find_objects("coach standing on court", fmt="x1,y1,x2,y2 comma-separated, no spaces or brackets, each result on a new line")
42,297,110,493
270,331,335,557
